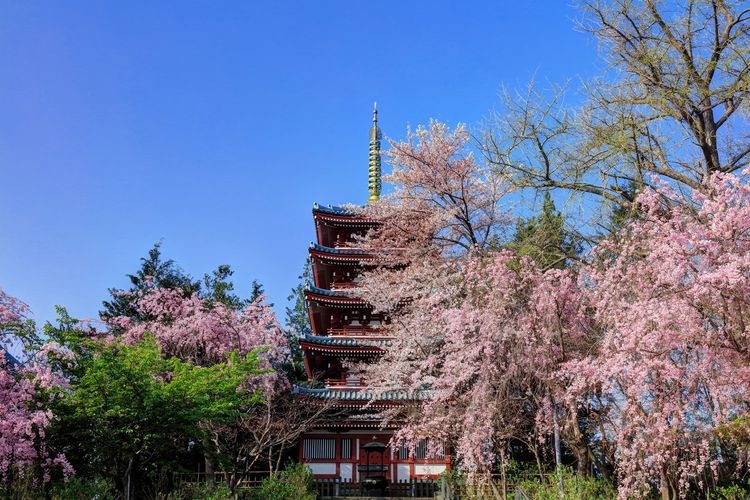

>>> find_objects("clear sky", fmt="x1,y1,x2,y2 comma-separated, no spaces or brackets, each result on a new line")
0,1,600,327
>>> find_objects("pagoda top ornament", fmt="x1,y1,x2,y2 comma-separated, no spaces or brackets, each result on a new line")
368,102,382,203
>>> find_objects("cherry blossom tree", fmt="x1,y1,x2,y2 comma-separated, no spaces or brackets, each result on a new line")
566,170,750,498
353,122,593,483
113,287,288,369
0,289,71,490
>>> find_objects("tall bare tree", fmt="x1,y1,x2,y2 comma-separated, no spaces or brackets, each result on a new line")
484,0,750,212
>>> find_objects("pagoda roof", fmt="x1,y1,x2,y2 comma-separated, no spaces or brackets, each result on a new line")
293,386,422,402
305,285,368,307
310,242,371,256
307,285,347,297
300,334,390,349
312,203,358,216
312,203,378,226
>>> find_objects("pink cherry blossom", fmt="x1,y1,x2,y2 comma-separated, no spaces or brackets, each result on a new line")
0,289,71,485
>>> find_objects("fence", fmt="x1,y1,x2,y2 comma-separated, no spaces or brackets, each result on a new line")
174,471,537,499
173,470,270,490
313,478,438,498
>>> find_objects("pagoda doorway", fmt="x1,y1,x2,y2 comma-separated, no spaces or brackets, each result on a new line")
359,440,389,494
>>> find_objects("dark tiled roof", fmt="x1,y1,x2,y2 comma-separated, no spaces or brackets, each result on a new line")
306,285,349,298
310,242,370,255
301,334,391,348
312,203,359,216
293,386,422,401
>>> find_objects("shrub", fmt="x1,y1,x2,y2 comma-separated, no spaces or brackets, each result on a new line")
253,463,314,500
517,468,615,500
50,477,116,499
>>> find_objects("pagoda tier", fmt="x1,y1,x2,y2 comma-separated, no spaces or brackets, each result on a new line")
312,203,378,249
309,243,374,291
294,386,420,409
300,334,387,382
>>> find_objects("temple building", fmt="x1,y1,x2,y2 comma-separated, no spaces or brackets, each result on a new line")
294,105,451,487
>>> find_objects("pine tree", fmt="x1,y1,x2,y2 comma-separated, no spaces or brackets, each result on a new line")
285,258,312,338
100,242,201,323
284,258,313,381
202,264,247,311
509,192,579,270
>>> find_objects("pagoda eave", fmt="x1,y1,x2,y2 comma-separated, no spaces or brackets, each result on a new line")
304,292,368,307
300,343,384,356
309,249,375,264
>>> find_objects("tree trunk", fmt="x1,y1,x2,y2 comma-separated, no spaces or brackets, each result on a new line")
533,445,544,482
205,456,215,484
499,452,507,500
275,445,284,472
659,466,676,500
123,458,133,500
573,443,591,478
566,411,592,478
553,407,564,496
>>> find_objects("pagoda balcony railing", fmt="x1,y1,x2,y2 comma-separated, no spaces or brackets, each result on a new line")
324,379,367,388
331,243,365,251
327,326,384,336
330,281,357,290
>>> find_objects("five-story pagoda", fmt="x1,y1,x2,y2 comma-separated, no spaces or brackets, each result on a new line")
294,105,450,486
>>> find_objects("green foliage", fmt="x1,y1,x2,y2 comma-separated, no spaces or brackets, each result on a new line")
285,258,313,338
162,482,234,500
203,264,247,311
249,279,267,304
45,328,263,497
49,477,116,499
439,469,467,497
517,468,616,500
253,463,315,500
283,258,313,381
0,470,39,500
709,482,750,500
596,178,644,237
508,193,579,270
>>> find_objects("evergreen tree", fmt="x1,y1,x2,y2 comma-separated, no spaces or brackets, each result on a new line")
284,258,313,382
249,279,267,304
100,242,200,323
603,179,642,234
509,192,579,270
203,264,246,311
285,258,312,338
102,243,253,323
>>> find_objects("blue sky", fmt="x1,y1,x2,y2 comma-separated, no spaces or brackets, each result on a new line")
0,1,600,327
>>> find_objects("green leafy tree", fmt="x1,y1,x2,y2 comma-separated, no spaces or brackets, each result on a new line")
102,243,260,326
45,325,263,499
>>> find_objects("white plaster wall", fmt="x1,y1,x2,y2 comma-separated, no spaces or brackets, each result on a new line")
340,463,353,481
397,464,411,481
309,463,336,475
414,464,446,476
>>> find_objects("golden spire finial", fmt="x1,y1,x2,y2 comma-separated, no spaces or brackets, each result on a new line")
368,102,382,203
